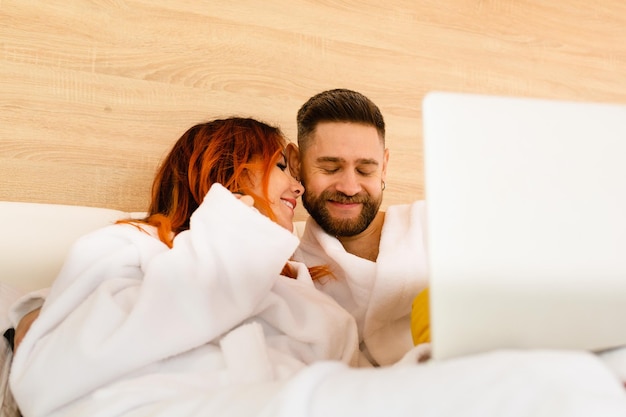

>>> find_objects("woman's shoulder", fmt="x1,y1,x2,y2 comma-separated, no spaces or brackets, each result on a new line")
66,222,163,263
76,221,155,243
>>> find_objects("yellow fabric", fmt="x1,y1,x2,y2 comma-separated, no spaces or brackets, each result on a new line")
410,287,431,345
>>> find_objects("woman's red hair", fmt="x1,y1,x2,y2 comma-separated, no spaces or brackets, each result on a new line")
121,117,330,280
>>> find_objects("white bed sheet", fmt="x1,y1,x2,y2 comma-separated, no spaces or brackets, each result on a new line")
36,350,624,417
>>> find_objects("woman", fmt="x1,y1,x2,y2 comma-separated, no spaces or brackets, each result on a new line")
10,117,359,417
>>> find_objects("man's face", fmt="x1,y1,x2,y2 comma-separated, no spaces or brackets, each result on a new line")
299,122,389,237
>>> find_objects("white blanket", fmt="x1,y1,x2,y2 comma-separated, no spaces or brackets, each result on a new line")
266,350,626,417
293,201,429,366
10,185,359,417
15,350,623,417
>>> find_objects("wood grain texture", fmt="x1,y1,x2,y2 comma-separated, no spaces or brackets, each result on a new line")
2,0,626,221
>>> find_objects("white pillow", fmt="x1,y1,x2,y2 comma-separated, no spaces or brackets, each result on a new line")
0,202,137,292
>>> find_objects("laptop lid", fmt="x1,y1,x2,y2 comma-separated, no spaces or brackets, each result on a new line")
422,91,626,360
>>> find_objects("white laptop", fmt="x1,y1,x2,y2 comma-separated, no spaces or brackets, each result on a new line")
422,91,626,360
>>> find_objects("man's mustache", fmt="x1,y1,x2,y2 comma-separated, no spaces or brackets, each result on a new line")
321,192,369,204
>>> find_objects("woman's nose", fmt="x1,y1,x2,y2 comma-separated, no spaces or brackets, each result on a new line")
292,176,304,196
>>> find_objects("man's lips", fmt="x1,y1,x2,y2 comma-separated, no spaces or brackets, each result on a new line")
327,200,361,210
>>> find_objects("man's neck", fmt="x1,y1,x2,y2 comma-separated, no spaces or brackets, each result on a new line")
336,211,386,262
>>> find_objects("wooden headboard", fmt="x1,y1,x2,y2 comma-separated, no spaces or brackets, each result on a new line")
2,1,626,221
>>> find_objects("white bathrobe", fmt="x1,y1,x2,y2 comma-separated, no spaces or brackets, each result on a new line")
292,201,429,366
9,184,359,417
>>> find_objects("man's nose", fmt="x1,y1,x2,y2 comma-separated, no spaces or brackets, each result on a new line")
334,171,362,196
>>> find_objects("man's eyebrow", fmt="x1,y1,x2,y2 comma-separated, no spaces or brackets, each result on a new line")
356,158,379,166
316,156,344,164
316,156,379,166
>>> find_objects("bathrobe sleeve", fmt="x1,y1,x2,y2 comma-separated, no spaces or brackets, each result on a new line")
10,184,300,417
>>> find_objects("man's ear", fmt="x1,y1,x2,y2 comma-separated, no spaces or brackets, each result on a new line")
285,143,301,179
381,147,390,181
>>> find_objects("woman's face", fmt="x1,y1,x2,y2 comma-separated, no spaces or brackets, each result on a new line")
248,153,304,232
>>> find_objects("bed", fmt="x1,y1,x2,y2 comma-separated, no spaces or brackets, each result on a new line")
1,200,626,417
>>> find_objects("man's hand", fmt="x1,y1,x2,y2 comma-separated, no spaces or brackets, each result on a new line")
14,307,41,351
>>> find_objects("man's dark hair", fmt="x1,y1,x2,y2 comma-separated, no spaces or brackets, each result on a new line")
297,89,385,151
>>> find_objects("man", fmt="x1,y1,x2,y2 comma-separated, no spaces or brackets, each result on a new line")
286,89,429,367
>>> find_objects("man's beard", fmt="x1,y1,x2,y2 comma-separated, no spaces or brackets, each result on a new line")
303,189,381,237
